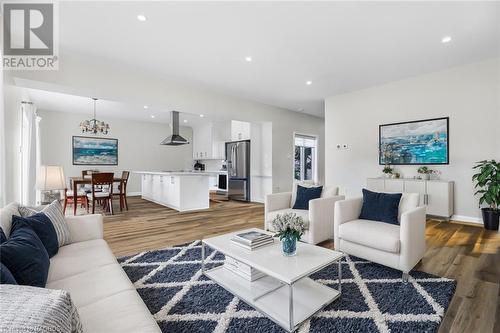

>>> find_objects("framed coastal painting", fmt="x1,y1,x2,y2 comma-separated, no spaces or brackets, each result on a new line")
72,136,118,165
379,117,449,165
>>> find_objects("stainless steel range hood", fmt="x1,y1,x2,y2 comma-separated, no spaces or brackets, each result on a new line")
160,111,189,146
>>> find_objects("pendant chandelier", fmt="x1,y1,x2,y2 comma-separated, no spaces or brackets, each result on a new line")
79,98,110,135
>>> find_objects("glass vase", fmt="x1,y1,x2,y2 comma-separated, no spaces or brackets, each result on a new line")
282,234,297,256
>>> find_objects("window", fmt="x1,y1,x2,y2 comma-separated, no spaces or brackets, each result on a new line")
294,134,317,182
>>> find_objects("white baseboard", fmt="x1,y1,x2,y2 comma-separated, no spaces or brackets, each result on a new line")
127,192,142,197
451,215,482,225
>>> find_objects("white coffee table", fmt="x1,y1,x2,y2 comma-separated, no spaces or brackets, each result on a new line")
202,228,343,332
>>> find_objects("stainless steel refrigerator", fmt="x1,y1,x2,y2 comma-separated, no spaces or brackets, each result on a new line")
226,140,250,201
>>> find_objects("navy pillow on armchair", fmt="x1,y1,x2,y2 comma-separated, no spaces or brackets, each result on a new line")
0,221,50,287
359,189,402,225
292,185,323,210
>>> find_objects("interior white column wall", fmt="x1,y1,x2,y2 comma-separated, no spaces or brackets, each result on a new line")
324,58,500,221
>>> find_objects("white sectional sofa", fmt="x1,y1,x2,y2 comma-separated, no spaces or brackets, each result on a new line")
1,207,160,333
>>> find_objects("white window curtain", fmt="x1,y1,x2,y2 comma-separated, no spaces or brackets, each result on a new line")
0,57,5,207
20,102,40,205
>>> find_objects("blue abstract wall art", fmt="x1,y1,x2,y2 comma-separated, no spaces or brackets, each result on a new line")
72,136,118,165
379,117,449,165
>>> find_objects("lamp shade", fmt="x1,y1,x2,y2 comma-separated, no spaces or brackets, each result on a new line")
36,166,65,191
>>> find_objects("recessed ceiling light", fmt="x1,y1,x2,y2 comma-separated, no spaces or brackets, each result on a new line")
183,119,188,123
143,105,148,109
305,80,312,85
200,114,204,118
150,115,155,118
137,14,147,22
245,56,252,62
441,36,452,44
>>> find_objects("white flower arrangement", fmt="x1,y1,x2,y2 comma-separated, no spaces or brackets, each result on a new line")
271,212,307,241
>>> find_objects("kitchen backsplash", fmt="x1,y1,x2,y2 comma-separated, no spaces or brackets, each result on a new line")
195,159,225,171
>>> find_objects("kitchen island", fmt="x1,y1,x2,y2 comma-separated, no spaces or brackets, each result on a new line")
134,171,221,212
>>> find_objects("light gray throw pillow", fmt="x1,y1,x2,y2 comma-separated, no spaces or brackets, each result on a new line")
19,200,71,246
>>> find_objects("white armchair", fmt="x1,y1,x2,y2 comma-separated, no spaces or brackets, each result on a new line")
265,186,345,244
334,193,426,281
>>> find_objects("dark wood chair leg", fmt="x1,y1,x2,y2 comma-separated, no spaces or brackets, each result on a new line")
63,198,68,214
119,195,123,212
124,195,129,210
92,198,95,214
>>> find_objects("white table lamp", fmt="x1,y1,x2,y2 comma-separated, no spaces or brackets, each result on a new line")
37,165,65,203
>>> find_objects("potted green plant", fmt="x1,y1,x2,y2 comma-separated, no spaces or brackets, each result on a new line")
382,165,393,178
271,213,307,256
472,160,500,230
417,166,435,180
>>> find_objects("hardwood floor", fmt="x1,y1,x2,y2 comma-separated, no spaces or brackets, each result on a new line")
102,197,263,256
100,196,500,333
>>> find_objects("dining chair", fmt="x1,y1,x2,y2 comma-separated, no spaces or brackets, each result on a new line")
113,171,130,211
63,187,88,214
82,170,99,192
87,173,114,215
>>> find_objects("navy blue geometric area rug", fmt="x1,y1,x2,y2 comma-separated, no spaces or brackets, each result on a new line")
119,240,456,333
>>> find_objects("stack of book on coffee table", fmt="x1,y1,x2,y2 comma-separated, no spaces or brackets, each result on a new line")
224,256,265,281
230,230,274,250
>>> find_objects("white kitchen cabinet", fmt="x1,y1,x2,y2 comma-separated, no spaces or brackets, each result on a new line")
193,123,213,160
366,178,454,218
138,172,209,212
168,176,181,209
231,120,251,141
192,122,229,160
142,174,154,199
192,120,251,160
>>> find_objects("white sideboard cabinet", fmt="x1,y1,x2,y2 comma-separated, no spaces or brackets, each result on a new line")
366,178,454,218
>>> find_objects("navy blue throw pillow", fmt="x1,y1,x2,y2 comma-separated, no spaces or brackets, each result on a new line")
359,189,402,225
0,262,17,285
0,221,50,287
12,213,58,258
293,185,323,210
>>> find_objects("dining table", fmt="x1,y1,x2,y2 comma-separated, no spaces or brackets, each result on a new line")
69,176,124,215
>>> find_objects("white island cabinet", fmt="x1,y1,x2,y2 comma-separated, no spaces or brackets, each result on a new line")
135,171,211,212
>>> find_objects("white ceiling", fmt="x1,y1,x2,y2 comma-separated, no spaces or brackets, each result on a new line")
27,88,209,127
37,2,500,117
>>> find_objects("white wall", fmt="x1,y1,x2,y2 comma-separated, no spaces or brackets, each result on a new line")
325,58,500,221
37,109,193,194
2,86,28,204
7,51,324,195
